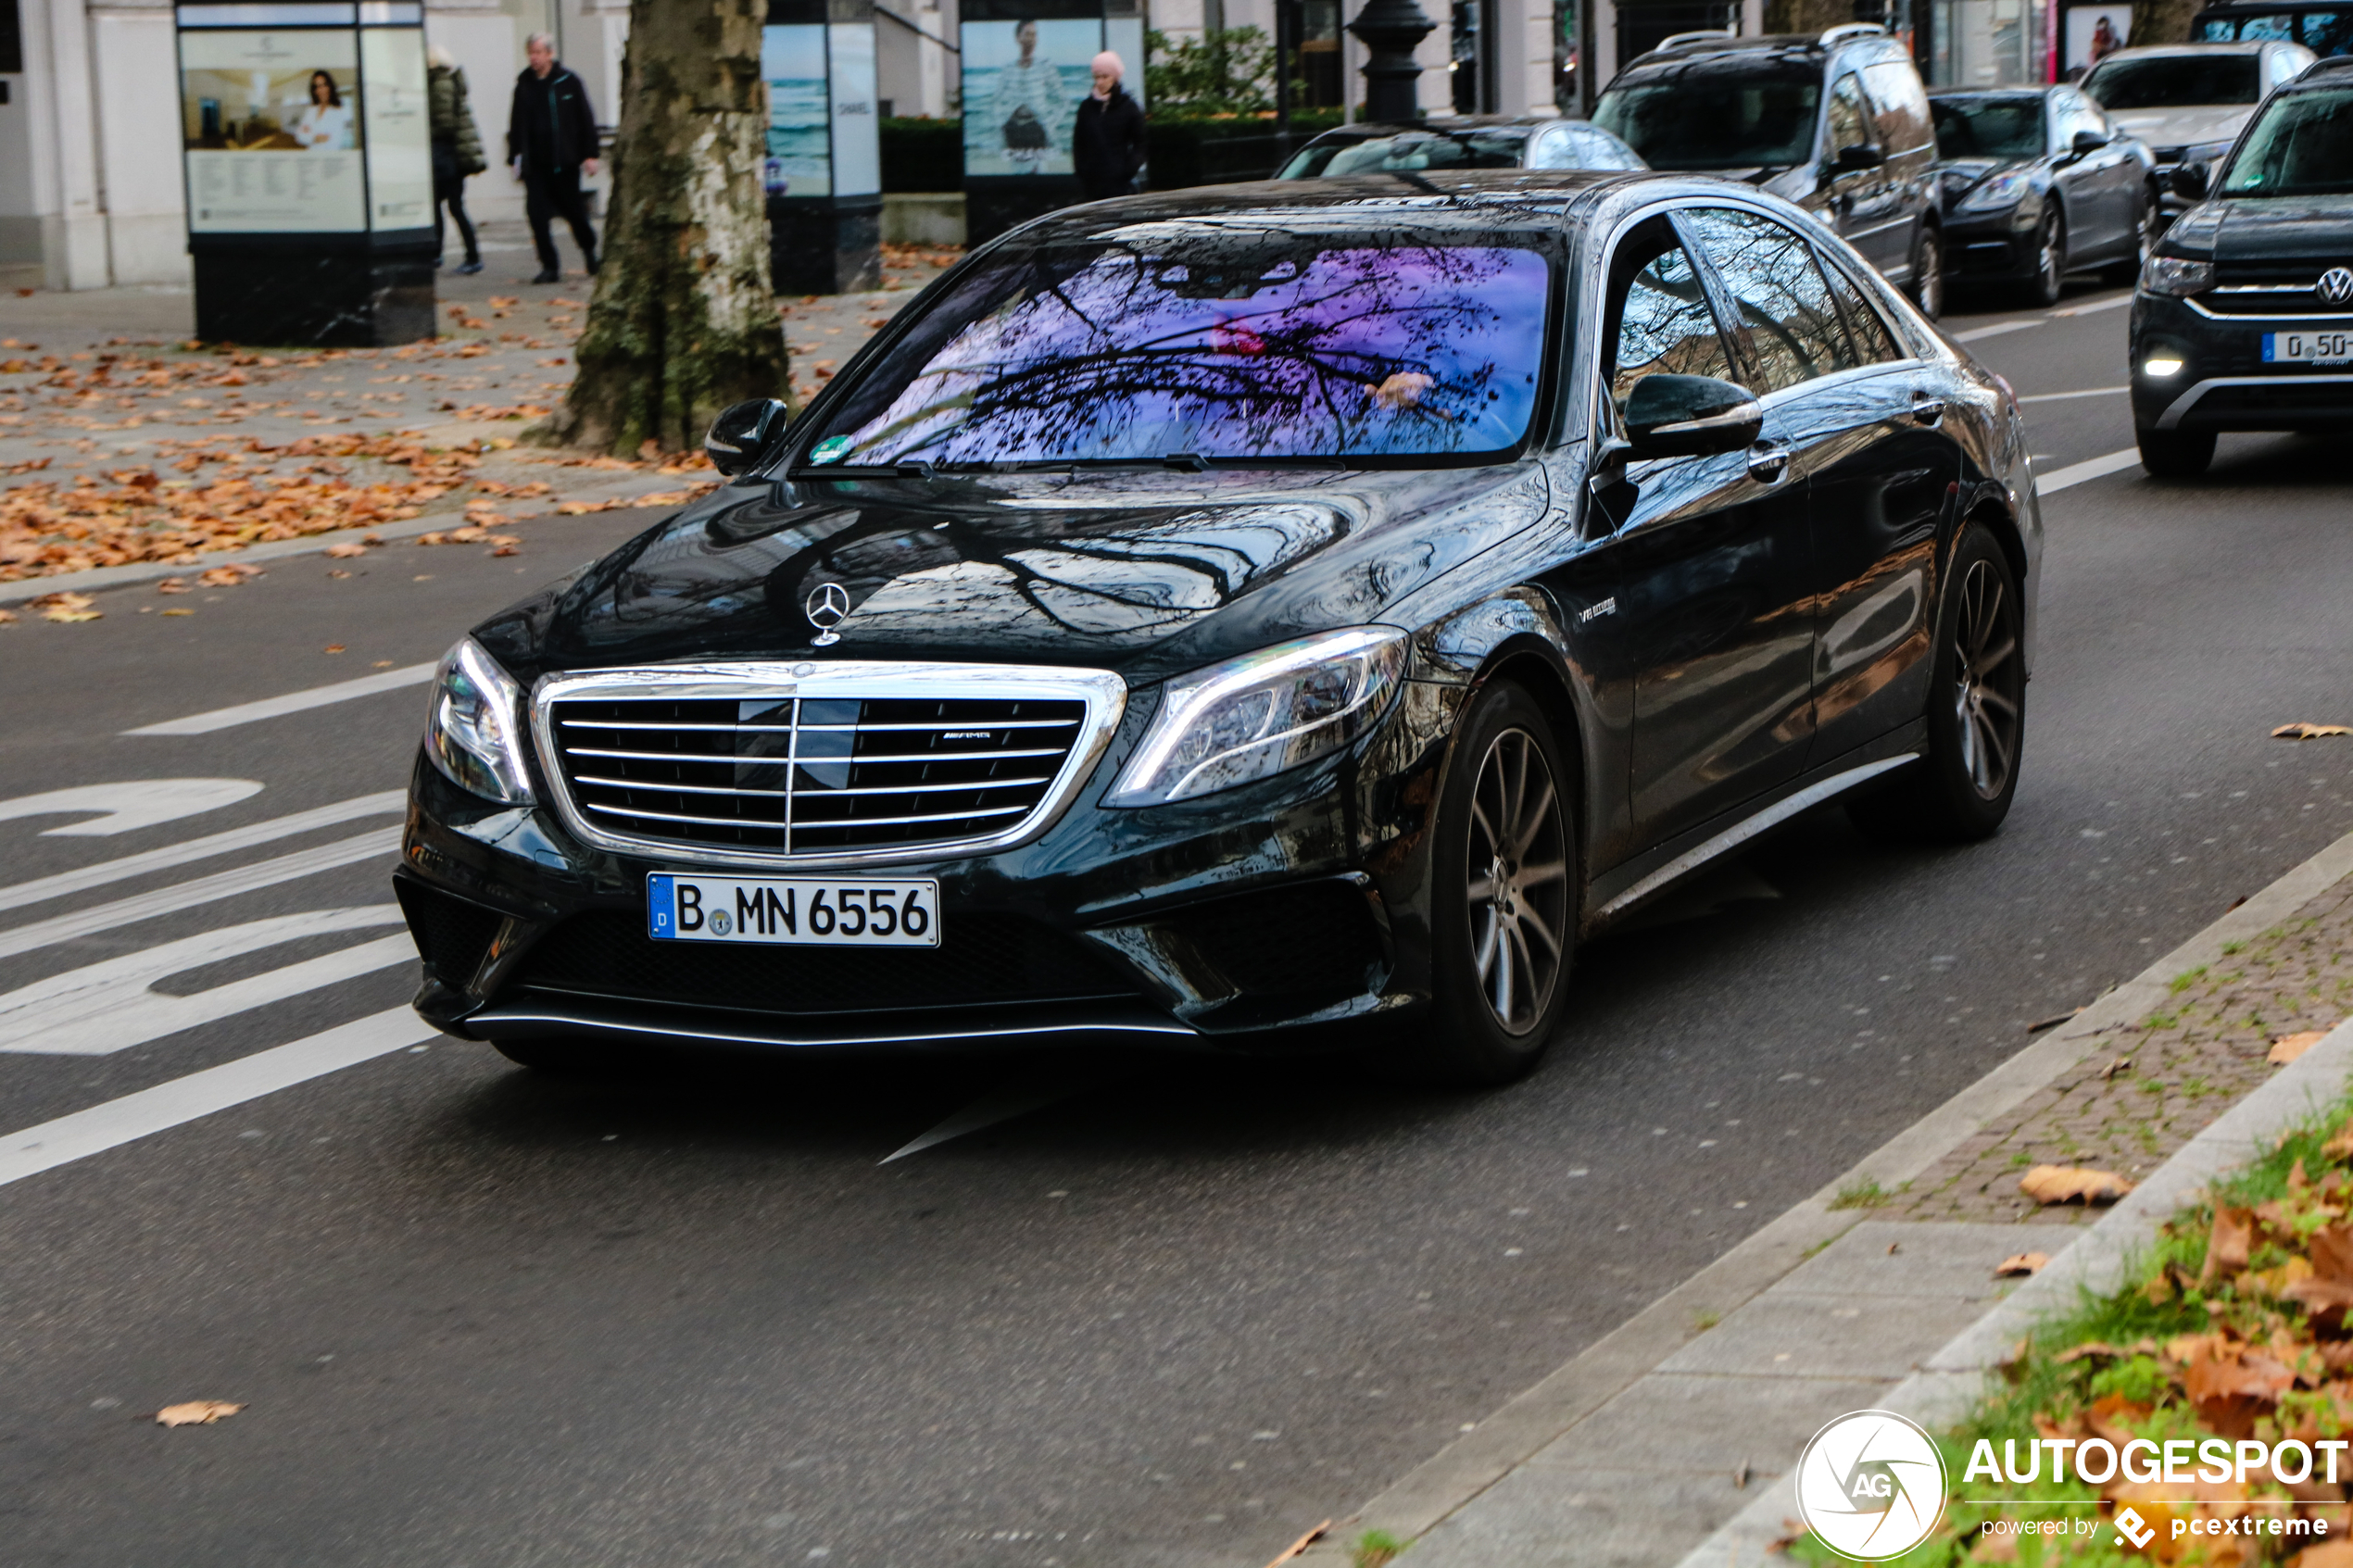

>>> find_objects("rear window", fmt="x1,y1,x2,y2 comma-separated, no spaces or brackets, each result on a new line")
803,236,1558,468
1279,130,1528,177
1594,59,1823,169
1931,94,2045,157
2082,54,2263,107
2220,83,2353,192
2198,9,2353,50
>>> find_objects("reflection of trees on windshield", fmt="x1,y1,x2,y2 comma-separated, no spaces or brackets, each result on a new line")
820,243,1549,464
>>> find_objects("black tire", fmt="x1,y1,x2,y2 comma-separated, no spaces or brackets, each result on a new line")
2021,209,2066,307
1387,681,1578,1086
2103,187,2155,285
1847,526,2024,844
2137,425,2215,478
1908,223,1945,320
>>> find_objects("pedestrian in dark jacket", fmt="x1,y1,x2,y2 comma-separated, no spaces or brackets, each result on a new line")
506,32,600,284
428,44,486,274
1073,50,1146,201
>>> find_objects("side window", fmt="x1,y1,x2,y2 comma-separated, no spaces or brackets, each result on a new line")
2243,16,2296,40
1827,74,1873,161
2197,17,2241,38
1811,247,1906,365
1860,61,1931,152
2304,12,2353,56
1604,218,1738,415
1681,207,1858,394
1529,127,1575,169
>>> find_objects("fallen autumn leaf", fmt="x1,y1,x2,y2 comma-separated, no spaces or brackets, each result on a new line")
155,1399,244,1426
2271,1030,2330,1064
1994,1252,2050,1276
2020,1164,2133,1205
2273,722,2353,739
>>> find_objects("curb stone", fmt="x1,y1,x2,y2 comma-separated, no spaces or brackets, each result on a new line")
1290,822,2353,1566
1675,1012,2353,1568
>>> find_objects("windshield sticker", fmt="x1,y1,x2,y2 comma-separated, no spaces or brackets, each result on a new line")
810,435,853,464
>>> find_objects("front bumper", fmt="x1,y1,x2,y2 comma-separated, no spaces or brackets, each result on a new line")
396,678,1465,1055
1943,207,2040,282
2131,293,2353,433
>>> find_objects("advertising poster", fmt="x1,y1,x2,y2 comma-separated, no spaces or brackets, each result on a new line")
2062,4,2131,77
360,27,432,232
764,23,831,197
962,18,1101,177
182,29,365,232
828,22,881,197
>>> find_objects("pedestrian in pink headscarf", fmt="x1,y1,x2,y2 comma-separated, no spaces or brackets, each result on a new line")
1074,49,1146,199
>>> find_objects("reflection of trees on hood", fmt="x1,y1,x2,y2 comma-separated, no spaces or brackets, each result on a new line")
835,243,1541,462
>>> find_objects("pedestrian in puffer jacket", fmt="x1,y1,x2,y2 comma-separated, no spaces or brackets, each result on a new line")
428,44,487,273
1073,50,1147,201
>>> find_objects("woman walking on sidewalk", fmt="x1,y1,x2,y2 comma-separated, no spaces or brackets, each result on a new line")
429,44,486,275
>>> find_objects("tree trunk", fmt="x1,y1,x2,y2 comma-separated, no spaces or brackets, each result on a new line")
550,0,785,456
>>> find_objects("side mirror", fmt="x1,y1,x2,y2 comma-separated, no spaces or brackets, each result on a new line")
1832,142,1886,172
2171,161,2210,201
1622,374,1764,458
2070,129,2107,157
704,397,791,477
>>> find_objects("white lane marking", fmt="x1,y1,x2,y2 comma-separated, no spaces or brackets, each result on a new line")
125,662,436,737
1952,319,2037,344
0,1007,435,1188
0,780,264,837
0,826,401,962
0,791,406,919
2052,294,2134,318
2036,447,2144,495
880,1073,1103,1164
0,908,412,1055
2016,385,2130,404
1953,292,2134,344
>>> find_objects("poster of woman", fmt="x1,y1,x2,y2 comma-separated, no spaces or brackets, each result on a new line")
181,30,366,232
2061,4,2133,79
962,17,1101,177
291,69,357,151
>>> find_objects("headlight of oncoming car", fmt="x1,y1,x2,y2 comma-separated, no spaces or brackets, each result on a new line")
2140,253,2215,297
424,636,537,804
1958,169,2034,213
1109,627,1409,807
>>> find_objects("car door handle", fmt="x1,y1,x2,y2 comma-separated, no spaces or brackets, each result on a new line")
1909,392,1946,426
1747,440,1792,483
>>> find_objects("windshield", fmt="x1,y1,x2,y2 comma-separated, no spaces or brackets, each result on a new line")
1594,62,1822,169
2082,54,2263,107
801,236,1555,468
1278,130,1528,177
2219,85,2353,192
1931,95,2045,157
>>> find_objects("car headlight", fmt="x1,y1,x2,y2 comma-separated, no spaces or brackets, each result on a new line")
1108,627,1409,807
424,636,536,804
2139,254,2215,298
1957,169,2034,213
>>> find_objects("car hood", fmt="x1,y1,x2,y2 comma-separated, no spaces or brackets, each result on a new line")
2104,105,2251,149
476,464,1554,688
2178,192,2353,258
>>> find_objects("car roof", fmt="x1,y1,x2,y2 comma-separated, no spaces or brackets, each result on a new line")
1008,169,1725,246
1304,118,1551,141
1929,85,2053,97
2091,40,2283,58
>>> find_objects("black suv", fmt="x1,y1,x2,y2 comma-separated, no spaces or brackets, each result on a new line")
1595,24,1946,316
396,171,2037,1086
2129,56,2353,475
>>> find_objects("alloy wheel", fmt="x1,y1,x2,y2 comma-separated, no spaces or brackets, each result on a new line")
1951,558,2021,799
1914,231,1944,319
2037,215,2064,298
1464,726,1570,1035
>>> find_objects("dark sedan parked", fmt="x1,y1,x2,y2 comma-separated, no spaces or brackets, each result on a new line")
396,171,2040,1086
2131,56,2353,475
1931,85,2158,305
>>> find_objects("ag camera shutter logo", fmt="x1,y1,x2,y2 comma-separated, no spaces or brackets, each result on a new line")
1794,1410,1948,1561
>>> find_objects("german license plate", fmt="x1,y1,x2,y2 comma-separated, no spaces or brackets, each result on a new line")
647,873,940,947
2263,331,2353,365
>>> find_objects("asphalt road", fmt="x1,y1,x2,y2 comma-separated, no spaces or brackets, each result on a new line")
4,279,2351,1568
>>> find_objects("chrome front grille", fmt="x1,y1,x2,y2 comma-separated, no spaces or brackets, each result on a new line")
2197,261,2353,319
533,663,1126,866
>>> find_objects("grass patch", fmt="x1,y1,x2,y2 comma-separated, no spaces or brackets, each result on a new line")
2171,965,2208,994
1352,1530,1405,1568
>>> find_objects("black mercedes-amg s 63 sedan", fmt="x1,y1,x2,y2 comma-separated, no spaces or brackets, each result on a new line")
395,169,2041,1085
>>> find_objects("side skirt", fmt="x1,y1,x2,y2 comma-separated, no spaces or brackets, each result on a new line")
1583,722,1927,929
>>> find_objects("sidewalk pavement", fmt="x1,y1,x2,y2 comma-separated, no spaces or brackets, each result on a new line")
1290,825,2353,1568
0,221,960,599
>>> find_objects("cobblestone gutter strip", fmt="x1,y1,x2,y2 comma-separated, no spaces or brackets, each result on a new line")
1291,825,2353,1568
1678,1014,2353,1568
1896,872,2353,1227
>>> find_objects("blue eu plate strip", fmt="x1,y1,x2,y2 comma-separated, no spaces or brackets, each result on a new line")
647,874,676,940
